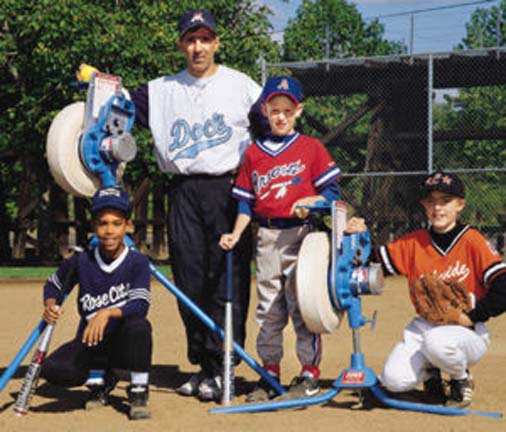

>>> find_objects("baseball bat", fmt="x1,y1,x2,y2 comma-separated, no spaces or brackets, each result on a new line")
13,322,56,416
222,250,234,405
13,261,77,416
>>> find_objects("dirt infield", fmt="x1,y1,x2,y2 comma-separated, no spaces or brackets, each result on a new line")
1,276,505,432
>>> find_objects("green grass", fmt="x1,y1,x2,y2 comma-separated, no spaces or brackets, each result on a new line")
0,265,173,279
0,267,55,279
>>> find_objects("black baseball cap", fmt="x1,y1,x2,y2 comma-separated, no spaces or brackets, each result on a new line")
90,187,132,217
422,171,465,198
178,9,216,39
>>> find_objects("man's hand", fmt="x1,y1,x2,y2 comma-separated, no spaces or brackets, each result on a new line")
82,309,111,347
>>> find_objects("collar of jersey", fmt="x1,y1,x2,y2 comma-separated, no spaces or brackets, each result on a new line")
256,132,300,157
94,243,129,273
429,223,469,256
183,65,221,87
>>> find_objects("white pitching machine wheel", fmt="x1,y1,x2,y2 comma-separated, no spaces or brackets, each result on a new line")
46,102,100,197
296,232,343,334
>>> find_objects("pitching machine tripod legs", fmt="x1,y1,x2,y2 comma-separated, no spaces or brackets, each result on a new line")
210,329,502,418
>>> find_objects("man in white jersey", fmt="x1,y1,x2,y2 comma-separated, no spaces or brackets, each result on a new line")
128,9,263,402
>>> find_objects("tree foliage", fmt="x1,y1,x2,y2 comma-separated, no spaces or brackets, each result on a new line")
436,1,506,221
283,0,403,62
279,0,403,173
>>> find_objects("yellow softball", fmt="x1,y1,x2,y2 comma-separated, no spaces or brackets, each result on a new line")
77,64,98,82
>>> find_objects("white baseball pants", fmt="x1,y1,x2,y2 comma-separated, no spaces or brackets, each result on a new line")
380,317,489,392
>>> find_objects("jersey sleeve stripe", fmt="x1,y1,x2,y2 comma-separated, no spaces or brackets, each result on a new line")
483,262,506,286
313,167,341,189
379,245,400,275
232,186,255,202
128,288,151,303
49,273,63,292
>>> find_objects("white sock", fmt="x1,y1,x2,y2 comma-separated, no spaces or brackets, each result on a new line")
85,369,105,386
130,372,149,387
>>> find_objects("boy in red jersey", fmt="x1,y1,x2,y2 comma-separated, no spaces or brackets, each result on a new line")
351,172,506,408
220,76,342,401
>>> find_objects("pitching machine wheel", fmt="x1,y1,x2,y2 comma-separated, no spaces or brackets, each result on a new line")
46,102,100,197
296,232,343,333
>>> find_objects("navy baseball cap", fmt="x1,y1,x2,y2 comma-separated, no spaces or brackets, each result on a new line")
261,76,303,104
422,171,465,198
90,187,132,217
178,9,217,39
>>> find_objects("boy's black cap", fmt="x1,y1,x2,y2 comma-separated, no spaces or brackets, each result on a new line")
422,171,465,198
90,187,132,216
178,9,216,39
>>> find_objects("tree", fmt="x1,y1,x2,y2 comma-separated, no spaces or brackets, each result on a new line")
280,0,403,168
278,0,410,242
437,1,506,225
283,0,402,62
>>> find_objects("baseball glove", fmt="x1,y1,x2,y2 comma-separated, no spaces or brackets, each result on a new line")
411,273,471,325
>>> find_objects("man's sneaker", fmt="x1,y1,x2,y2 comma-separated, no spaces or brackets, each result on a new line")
197,376,222,402
246,378,279,403
446,376,474,408
84,372,119,410
177,371,206,397
127,385,151,420
423,368,446,404
278,375,319,400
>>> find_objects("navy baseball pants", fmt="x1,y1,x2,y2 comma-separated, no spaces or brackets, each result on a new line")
41,316,152,387
168,173,251,376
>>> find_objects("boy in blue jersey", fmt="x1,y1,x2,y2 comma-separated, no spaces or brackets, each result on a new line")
40,187,152,420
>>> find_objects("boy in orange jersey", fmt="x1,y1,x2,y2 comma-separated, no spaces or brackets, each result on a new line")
352,172,506,408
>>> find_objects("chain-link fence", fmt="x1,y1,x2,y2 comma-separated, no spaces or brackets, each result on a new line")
264,48,506,252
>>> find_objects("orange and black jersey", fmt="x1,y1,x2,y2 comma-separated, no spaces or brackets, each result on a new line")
376,223,506,323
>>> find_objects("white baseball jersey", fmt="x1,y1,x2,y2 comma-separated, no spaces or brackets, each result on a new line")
148,65,261,175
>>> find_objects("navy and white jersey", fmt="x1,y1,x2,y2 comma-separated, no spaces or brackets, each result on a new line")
44,246,151,336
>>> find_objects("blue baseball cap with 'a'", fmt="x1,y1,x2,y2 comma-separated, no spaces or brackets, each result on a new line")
178,9,217,39
90,187,132,217
261,76,303,104
422,171,465,198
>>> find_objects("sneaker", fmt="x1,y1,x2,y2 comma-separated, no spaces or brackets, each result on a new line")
278,375,320,400
423,368,446,404
446,375,474,408
246,378,279,403
127,385,151,420
197,376,222,402
177,371,205,397
84,372,119,410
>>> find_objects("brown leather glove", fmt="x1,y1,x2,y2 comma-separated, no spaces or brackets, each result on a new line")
411,273,471,325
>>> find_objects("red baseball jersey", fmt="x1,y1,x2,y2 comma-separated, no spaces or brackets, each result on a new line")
232,133,341,218
379,226,506,306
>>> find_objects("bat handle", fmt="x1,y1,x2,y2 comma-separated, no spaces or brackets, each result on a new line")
226,250,233,301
